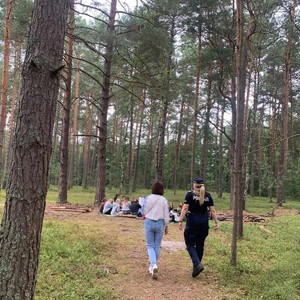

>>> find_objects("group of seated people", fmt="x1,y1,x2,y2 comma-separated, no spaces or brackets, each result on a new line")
99,196,183,222
99,196,144,217
168,203,183,223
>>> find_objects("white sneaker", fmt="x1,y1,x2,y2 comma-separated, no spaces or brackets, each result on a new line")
148,266,153,274
152,264,158,279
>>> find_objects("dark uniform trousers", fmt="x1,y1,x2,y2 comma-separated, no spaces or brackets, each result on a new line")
184,213,209,267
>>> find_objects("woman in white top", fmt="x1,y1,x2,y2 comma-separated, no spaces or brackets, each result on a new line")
144,181,169,279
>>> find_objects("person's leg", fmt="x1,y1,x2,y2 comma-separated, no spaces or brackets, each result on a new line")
153,219,164,262
195,224,209,263
184,227,200,268
144,219,157,268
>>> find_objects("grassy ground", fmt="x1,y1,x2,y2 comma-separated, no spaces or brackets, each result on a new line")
0,187,299,299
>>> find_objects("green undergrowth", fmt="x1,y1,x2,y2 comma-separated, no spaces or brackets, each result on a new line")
0,187,299,299
36,220,117,300
206,215,300,299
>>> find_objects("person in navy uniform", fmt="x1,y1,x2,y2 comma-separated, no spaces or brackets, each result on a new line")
178,178,219,278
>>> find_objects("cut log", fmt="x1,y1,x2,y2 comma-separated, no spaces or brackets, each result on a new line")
49,206,92,213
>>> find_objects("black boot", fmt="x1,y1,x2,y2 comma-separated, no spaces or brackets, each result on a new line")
192,263,204,278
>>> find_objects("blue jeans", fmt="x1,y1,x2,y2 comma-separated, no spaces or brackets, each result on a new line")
144,218,164,267
184,214,209,267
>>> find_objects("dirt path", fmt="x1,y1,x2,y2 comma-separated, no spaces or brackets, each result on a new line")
45,206,233,300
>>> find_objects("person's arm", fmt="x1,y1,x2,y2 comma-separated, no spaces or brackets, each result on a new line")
209,205,219,229
164,199,169,235
178,203,189,230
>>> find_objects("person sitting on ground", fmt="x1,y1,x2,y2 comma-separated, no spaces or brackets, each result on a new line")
130,198,141,216
98,197,106,213
103,198,113,215
169,209,180,223
121,196,131,215
138,196,146,217
111,199,121,215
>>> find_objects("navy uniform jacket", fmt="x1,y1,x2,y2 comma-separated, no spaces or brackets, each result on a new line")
184,191,214,215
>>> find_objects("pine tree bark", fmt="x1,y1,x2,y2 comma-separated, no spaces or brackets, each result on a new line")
58,0,74,203
172,97,184,194
0,0,13,188
231,0,255,266
268,96,277,202
94,0,117,205
0,0,69,298
257,110,263,197
216,103,224,198
144,106,154,188
200,64,212,181
132,92,145,192
82,98,92,189
276,3,295,205
2,41,22,189
249,60,258,197
126,97,134,193
155,17,175,183
68,49,81,188
191,30,201,181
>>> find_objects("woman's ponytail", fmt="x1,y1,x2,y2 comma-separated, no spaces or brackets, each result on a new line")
199,185,205,206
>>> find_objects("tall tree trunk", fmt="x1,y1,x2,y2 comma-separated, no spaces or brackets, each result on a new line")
243,60,252,197
249,60,258,197
2,41,22,189
200,64,212,181
94,0,117,205
68,49,81,188
109,99,118,189
257,109,263,197
132,91,145,191
0,0,13,188
126,97,134,193
231,0,255,266
144,109,153,189
82,98,92,189
156,98,168,182
276,3,295,205
0,0,69,297
172,97,184,194
268,97,277,202
155,17,175,182
191,30,201,181
229,74,237,209
58,0,74,203
216,103,224,198
183,100,191,189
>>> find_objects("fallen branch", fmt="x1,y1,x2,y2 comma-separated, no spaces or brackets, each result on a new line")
219,212,268,223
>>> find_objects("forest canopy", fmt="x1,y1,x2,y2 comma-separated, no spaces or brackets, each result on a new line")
0,0,299,201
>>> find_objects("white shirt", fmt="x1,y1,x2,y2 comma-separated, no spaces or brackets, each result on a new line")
144,194,169,225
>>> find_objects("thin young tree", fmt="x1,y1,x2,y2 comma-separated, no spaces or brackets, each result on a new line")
0,0,69,298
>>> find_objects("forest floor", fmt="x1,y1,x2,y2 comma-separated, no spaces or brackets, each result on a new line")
1,201,297,300
44,204,299,300
45,205,231,300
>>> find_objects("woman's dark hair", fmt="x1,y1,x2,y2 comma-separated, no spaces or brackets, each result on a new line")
151,181,164,196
